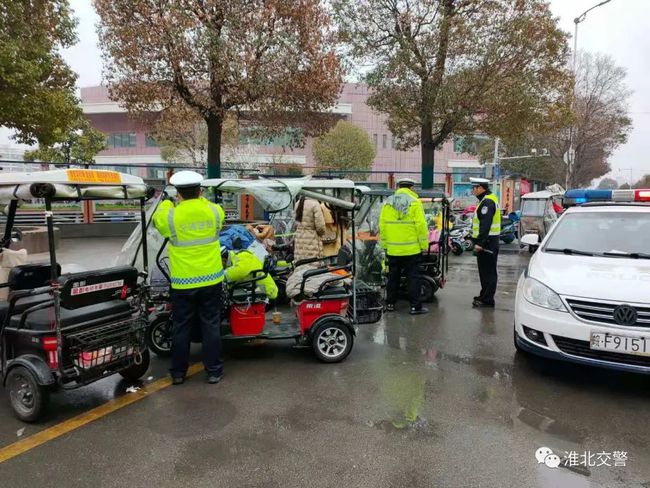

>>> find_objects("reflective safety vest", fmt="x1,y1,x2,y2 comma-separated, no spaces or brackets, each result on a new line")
153,197,225,290
379,188,429,256
472,193,501,239
225,249,278,300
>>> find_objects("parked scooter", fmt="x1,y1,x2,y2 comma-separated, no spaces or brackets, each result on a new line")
500,212,520,244
448,218,473,255
449,228,466,255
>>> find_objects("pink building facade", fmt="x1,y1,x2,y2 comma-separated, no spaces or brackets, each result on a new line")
81,83,478,184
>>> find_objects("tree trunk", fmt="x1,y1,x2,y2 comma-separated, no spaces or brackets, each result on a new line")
206,114,223,178
421,120,435,189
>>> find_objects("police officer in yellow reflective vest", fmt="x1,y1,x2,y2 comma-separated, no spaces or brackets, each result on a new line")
379,178,429,315
470,177,501,308
153,171,226,385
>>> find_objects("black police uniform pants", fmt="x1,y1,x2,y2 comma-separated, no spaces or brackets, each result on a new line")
386,254,422,310
476,238,499,305
170,283,223,378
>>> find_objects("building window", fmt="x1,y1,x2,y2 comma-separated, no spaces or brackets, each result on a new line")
373,134,378,147
453,136,464,153
382,134,387,149
239,127,303,147
107,132,137,148
145,134,159,147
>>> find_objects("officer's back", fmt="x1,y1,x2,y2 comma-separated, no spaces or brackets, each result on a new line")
152,171,226,385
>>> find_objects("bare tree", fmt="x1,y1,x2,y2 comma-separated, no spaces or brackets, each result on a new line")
570,52,632,186
495,52,632,187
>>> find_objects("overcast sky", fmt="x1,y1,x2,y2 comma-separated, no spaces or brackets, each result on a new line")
3,0,649,184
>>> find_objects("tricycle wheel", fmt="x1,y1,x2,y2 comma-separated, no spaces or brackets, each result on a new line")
6,366,50,422
311,321,353,363
528,245,538,254
147,316,172,357
419,277,438,302
120,349,151,381
451,243,463,255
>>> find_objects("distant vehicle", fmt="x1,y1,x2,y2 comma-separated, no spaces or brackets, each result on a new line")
518,190,564,252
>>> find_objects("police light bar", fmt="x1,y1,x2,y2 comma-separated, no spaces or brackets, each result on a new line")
564,188,650,206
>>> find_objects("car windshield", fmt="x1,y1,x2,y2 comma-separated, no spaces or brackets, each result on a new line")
544,212,650,256
521,199,546,217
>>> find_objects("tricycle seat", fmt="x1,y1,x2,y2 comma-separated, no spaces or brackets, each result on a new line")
8,300,132,331
314,287,349,299
294,286,349,301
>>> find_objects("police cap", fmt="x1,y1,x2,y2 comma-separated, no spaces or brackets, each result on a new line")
396,177,416,187
469,177,490,189
169,170,203,188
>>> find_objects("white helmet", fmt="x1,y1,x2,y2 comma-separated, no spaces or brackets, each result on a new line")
169,170,203,188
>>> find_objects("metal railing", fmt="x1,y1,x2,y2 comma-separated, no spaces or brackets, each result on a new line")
0,210,140,225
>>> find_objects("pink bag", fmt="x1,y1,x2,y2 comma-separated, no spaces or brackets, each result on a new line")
427,229,441,253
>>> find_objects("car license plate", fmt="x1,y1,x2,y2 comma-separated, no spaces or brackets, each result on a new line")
590,333,650,356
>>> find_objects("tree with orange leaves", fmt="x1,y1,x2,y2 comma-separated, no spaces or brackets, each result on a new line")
95,0,344,178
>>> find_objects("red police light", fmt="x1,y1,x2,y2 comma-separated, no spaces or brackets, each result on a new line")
635,189,650,202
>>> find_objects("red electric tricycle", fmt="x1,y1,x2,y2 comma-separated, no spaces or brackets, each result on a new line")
122,178,383,363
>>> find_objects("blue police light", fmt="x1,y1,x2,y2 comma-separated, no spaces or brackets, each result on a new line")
563,188,650,206
563,189,612,207
564,189,612,200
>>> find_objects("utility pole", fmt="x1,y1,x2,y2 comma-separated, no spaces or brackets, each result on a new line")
566,0,613,189
493,137,501,200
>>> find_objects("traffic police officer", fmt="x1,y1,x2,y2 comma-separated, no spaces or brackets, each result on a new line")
379,177,429,315
153,171,226,385
470,177,501,308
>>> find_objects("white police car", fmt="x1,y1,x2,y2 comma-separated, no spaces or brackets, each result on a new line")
514,188,650,373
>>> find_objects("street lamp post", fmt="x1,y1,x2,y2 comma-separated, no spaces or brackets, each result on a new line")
620,168,633,186
566,0,613,189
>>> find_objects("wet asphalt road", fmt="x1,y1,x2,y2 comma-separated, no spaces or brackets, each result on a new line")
1,240,650,487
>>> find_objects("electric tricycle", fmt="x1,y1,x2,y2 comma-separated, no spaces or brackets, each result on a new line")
0,169,154,421
519,189,563,252
123,178,382,363
355,188,451,302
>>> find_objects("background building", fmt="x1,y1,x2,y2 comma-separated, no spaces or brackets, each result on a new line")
82,83,479,186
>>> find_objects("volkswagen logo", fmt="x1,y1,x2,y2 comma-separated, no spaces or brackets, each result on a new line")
613,305,638,326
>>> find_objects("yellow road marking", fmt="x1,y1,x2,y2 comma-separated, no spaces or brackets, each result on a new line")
0,362,204,464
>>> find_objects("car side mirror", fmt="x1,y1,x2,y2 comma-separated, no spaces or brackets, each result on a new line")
520,234,539,246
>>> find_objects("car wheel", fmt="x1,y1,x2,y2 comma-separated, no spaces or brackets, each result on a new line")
147,316,172,357
120,349,151,381
311,321,353,363
7,366,50,422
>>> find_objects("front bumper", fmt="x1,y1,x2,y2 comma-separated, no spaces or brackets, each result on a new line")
515,291,650,375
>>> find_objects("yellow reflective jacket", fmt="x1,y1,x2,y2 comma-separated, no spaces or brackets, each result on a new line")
379,188,428,256
225,249,278,300
471,193,501,239
153,197,225,290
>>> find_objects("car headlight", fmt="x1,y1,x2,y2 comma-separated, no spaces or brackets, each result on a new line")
522,277,567,312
